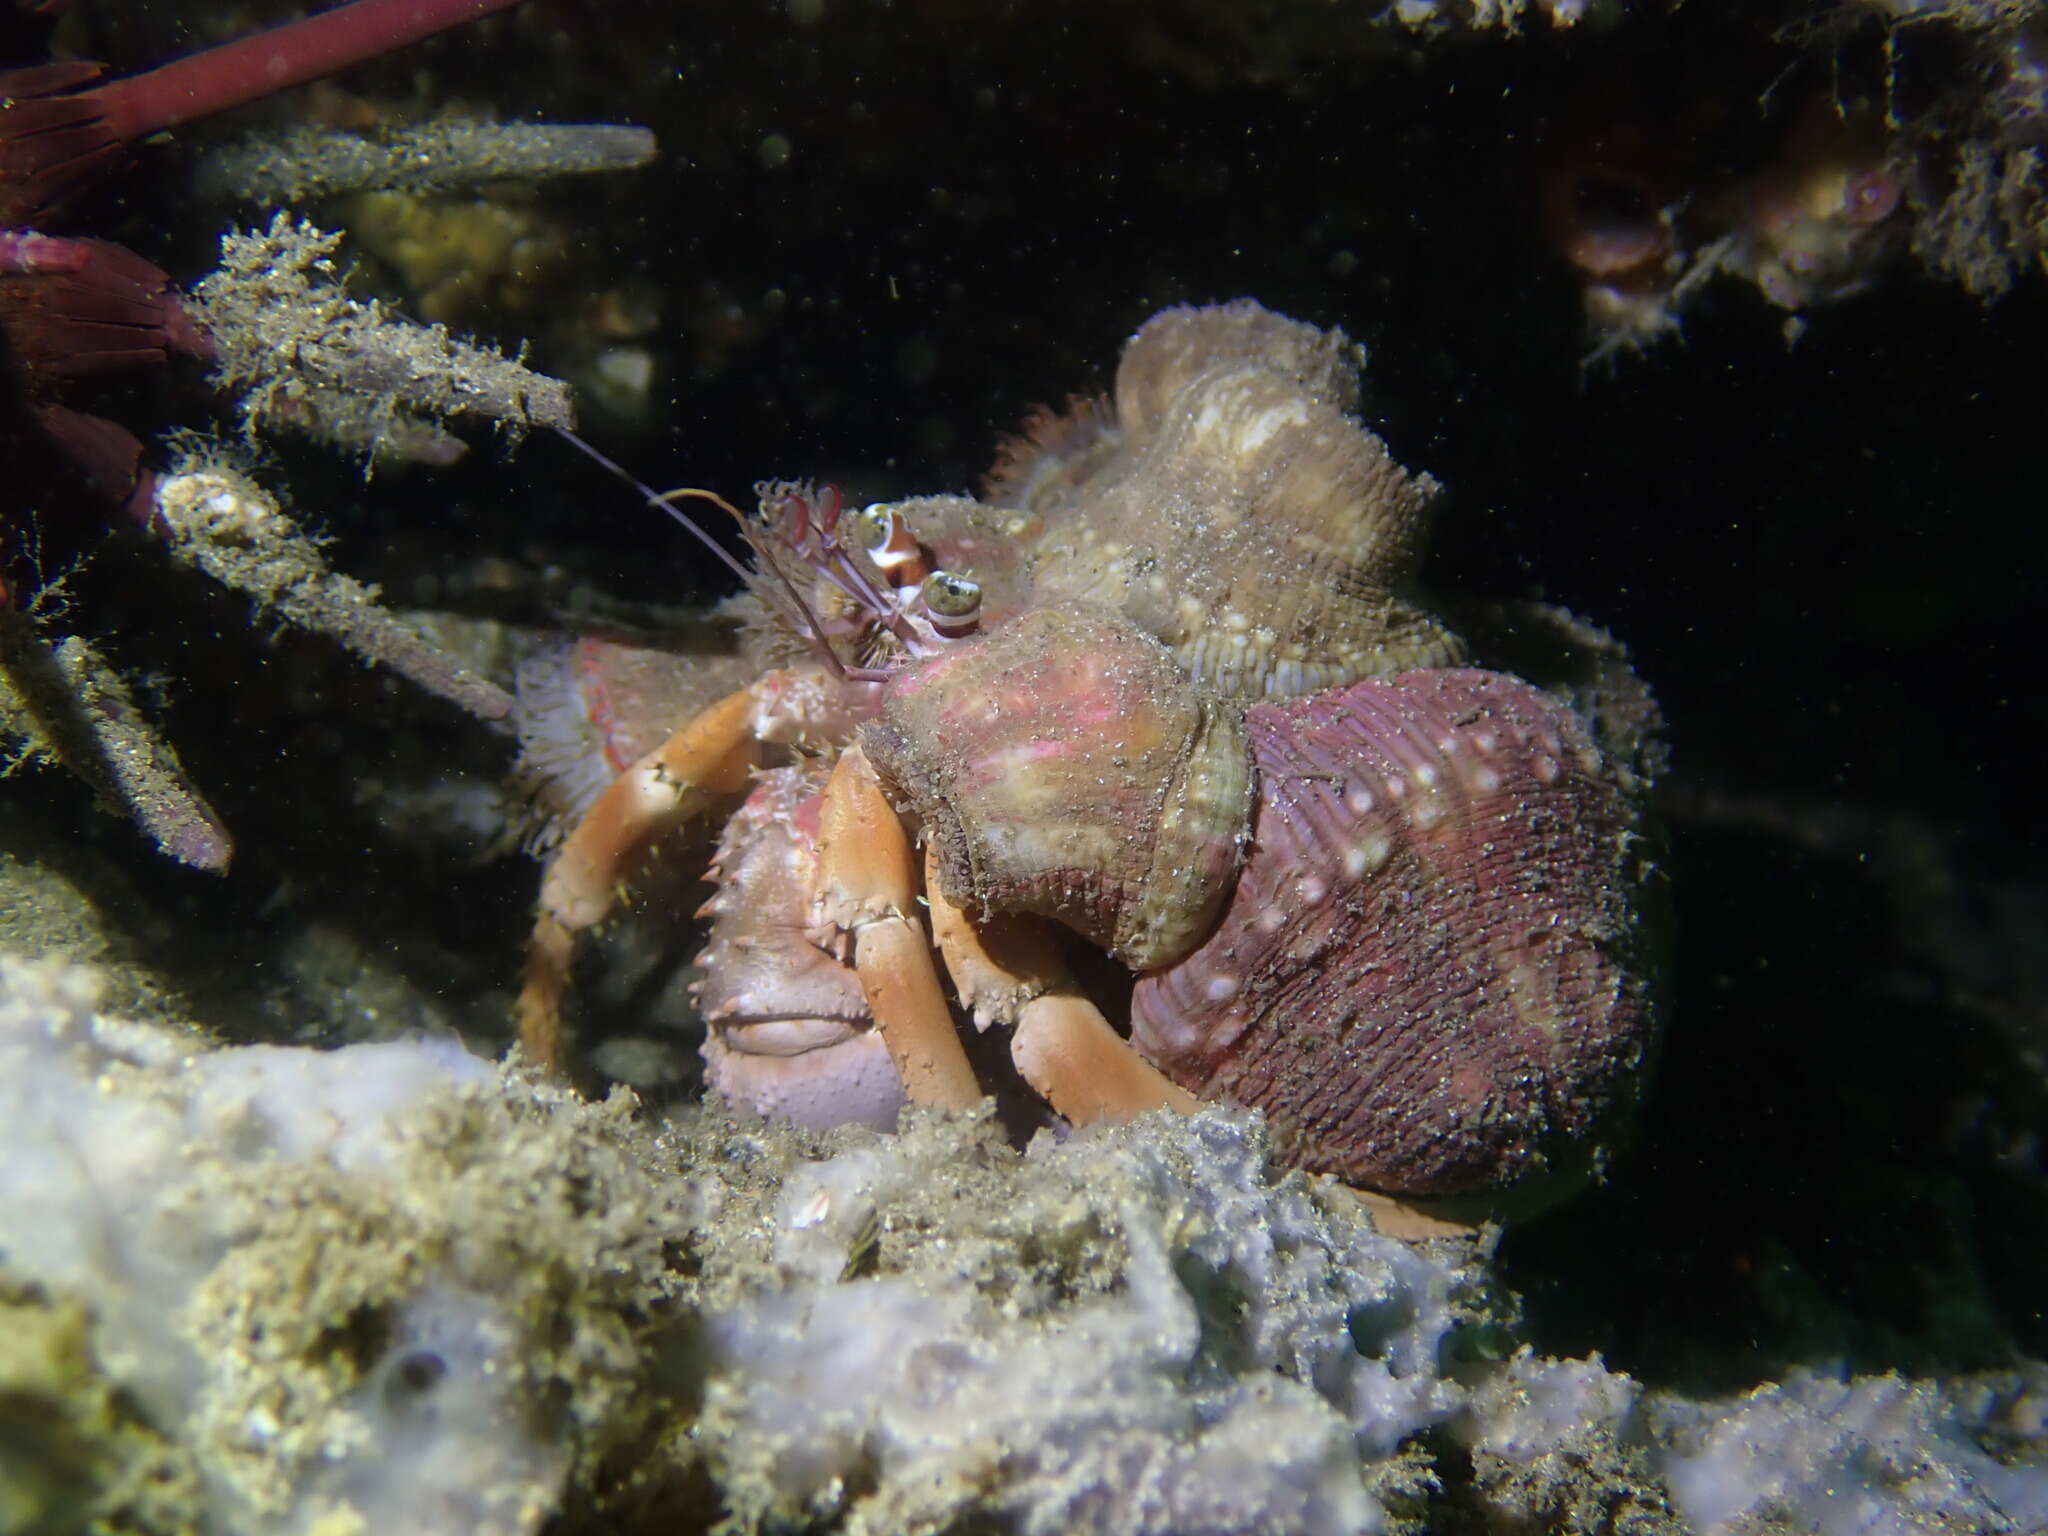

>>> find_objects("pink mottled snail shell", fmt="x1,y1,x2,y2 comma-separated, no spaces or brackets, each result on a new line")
1132,667,1659,1205
697,297,1663,1213
861,601,1254,971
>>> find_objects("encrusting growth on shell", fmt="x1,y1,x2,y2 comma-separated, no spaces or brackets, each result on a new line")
987,299,1467,698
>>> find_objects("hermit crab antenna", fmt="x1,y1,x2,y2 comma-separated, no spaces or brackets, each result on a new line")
550,425,850,680
761,484,897,634
552,425,754,587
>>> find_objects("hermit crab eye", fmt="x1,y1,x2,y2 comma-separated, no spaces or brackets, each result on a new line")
920,570,982,636
850,501,895,550
854,502,929,586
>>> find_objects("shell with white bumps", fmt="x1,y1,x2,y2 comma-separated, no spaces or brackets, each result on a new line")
1133,667,1659,1204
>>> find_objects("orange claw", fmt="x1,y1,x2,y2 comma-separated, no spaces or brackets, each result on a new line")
519,684,762,1073
813,746,981,1110
922,837,1468,1238
923,850,1463,1235
923,844,1199,1123
1008,994,1202,1124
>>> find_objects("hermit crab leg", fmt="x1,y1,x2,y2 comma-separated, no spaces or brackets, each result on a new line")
811,747,982,1109
1009,1000,1204,1124
922,847,1201,1123
924,853,1472,1240
519,685,763,1073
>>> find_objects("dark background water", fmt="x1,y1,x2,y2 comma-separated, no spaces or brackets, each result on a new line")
4,0,2043,1393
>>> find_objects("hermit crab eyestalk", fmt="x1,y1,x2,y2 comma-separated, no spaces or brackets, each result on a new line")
849,501,929,587
919,570,982,637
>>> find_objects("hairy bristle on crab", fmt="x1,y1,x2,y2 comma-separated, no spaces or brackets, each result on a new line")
511,632,758,851
980,393,1122,510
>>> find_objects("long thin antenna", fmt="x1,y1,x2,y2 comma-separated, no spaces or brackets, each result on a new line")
552,425,756,588
550,425,850,680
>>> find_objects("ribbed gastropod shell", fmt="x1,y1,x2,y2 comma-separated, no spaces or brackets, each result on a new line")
1132,667,1659,1204
682,298,1664,1217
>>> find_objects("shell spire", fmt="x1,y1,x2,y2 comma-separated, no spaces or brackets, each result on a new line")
992,300,1466,699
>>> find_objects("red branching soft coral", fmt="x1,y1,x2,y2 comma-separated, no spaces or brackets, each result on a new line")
0,0,531,871
0,0,526,506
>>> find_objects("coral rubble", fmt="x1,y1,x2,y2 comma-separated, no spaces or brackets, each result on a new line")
196,118,659,207
193,214,573,467
2,953,2042,1533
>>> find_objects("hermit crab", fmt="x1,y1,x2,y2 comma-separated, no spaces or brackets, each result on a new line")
518,300,1665,1230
